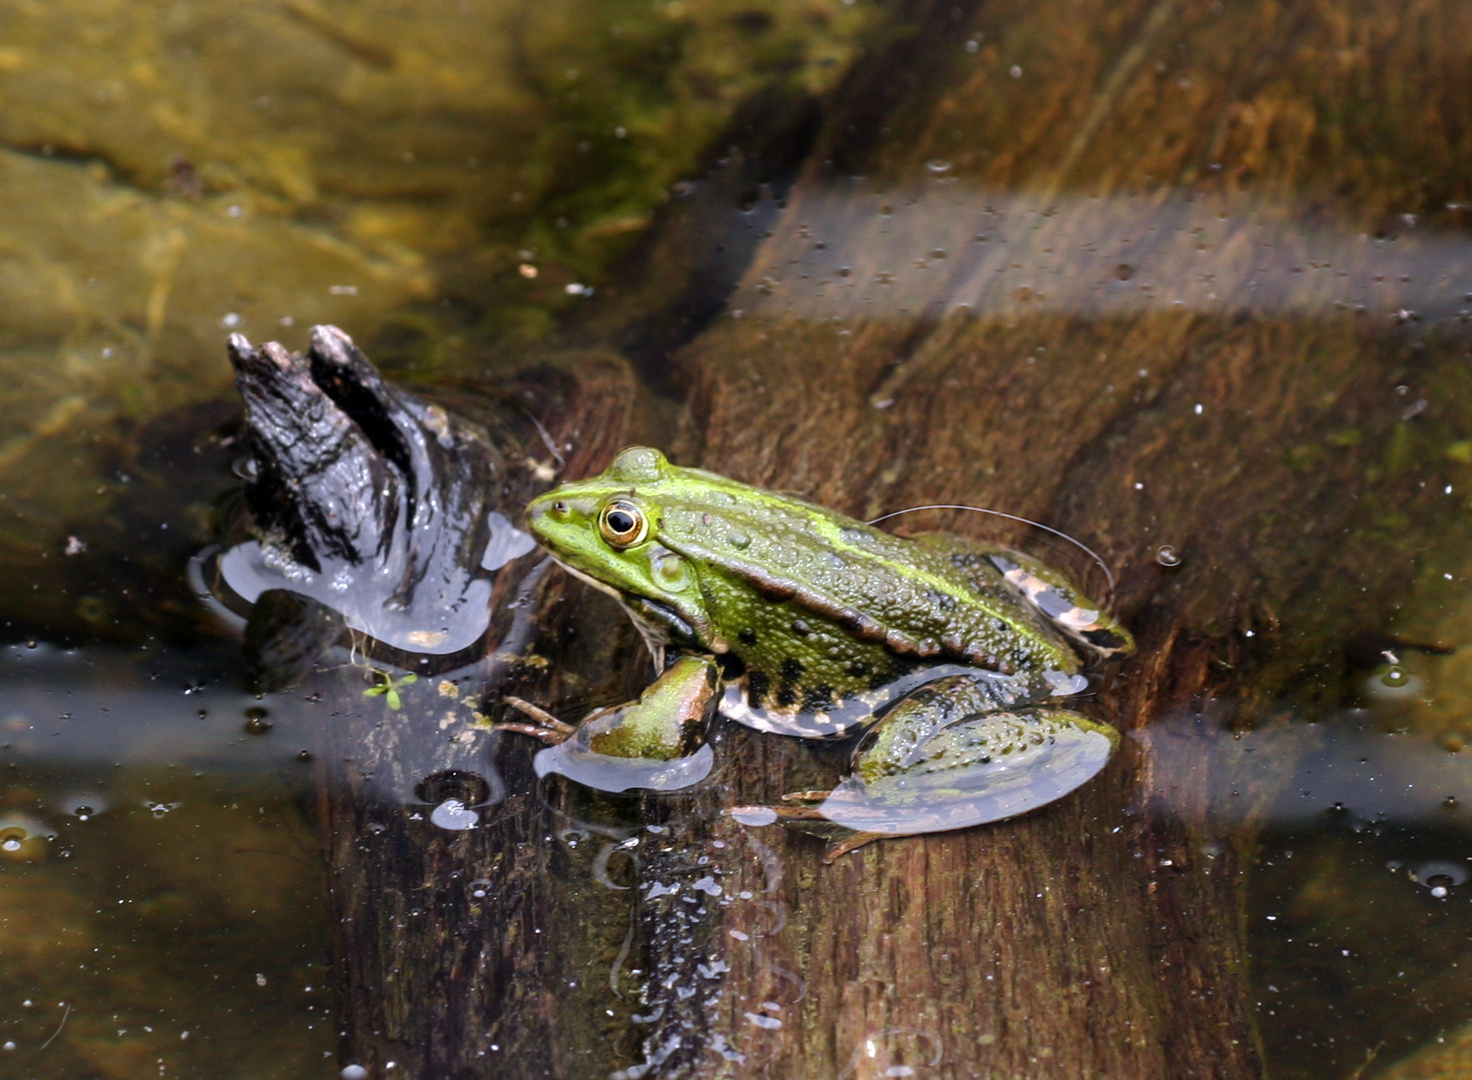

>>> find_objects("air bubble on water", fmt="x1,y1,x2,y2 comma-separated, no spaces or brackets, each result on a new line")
341,1065,370,1080
926,160,953,174
2,1040,14,1050
469,878,492,899
430,798,478,830
1410,860,1468,896
1,838,20,852
1366,665,1421,700
1155,545,1181,567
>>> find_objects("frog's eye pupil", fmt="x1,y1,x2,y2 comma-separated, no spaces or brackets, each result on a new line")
608,510,634,534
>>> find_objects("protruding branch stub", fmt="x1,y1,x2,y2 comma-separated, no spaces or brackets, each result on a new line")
218,326,527,683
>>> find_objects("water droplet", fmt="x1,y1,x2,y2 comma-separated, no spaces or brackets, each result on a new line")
243,706,274,735
341,1066,369,1080
727,532,751,549
1155,545,1181,567
730,806,778,827
1380,666,1410,688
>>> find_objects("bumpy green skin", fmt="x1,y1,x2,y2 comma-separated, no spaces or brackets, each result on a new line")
520,446,1134,840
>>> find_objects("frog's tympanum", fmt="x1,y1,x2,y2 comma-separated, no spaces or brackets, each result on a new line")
501,446,1133,856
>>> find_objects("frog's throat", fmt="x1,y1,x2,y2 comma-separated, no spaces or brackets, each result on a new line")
546,556,725,664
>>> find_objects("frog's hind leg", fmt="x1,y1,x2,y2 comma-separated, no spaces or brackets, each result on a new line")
812,676,1120,841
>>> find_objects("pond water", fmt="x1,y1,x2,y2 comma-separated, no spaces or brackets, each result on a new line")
3,1,1472,1078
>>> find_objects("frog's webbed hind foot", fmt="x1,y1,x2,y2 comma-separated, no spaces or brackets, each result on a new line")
497,696,579,744
730,700,1122,860
729,801,887,862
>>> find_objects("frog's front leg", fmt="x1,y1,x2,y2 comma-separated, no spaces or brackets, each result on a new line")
500,654,720,792
758,675,1120,859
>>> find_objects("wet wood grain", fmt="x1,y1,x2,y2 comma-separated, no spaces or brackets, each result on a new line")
620,0,1472,1076
309,0,1472,1076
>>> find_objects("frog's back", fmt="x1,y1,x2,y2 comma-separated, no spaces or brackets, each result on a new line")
655,478,1080,678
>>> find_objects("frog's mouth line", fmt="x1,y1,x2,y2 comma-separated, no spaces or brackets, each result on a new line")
540,552,715,664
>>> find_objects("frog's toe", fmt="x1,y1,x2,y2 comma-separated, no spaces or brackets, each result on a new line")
729,803,880,860
779,790,835,805
500,696,579,741
494,720,573,744
823,830,886,862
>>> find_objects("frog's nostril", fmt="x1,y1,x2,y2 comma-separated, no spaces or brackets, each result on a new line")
553,500,568,515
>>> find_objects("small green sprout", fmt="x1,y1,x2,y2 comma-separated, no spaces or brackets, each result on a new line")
364,669,418,711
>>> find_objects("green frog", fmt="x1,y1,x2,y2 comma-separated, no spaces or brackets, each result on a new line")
500,446,1133,857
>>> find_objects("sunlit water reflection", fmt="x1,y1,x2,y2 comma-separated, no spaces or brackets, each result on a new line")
0,643,331,1077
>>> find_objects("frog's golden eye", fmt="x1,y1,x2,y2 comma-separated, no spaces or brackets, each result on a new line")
598,499,648,548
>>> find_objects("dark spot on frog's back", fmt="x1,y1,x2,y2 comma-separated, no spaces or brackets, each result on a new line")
776,657,804,707
747,669,770,707
738,628,757,646
803,684,835,711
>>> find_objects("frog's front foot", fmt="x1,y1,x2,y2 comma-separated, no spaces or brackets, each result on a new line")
502,656,720,793
497,697,580,744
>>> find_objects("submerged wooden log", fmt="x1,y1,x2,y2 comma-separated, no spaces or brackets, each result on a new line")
611,0,1472,1077
218,0,1472,1075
